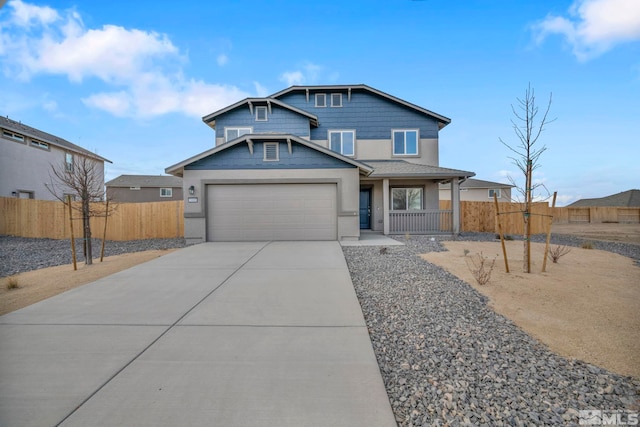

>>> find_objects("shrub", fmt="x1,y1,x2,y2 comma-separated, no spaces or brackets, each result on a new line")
6,277,19,290
495,234,513,240
581,241,594,250
465,252,497,286
548,245,571,263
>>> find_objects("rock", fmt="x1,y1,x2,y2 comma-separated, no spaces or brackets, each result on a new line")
341,235,640,427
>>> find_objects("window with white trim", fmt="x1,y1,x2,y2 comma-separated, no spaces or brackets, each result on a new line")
65,153,74,172
31,139,49,149
255,106,267,121
225,127,252,142
264,142,279,161
315,93,327,107
331,93,342,107
160,188,173,197
2,129,24,142
329,130,355,156
489,189,501,199
391,188,423,210
393,129,419,156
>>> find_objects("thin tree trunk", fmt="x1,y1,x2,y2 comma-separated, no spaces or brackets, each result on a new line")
83,200,93,265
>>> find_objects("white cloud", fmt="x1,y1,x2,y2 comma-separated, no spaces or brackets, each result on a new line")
280,70,304,86
253,81,269,97
534,0,640,60
6,0,59,27
279,62,324,86
82,91,132,117
0,0,252,118
554,194,578,206
216,54,228,66
42,98,57,112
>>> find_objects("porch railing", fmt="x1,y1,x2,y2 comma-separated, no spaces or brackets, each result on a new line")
389,209,453,234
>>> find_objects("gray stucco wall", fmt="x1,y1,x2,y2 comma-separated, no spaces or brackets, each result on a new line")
107,186,183,203
0,136,105,201
181,168,361,244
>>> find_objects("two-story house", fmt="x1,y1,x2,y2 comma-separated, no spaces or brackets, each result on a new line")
166,84,474,243
440,178,514,202
0,116,111,201
106,175,184,203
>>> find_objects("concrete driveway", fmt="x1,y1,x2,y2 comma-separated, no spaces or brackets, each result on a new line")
0,241,396,427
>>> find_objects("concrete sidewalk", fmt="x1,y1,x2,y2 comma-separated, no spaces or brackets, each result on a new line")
0,241,396,427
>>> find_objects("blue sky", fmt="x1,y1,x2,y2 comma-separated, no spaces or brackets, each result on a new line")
1,0,639,206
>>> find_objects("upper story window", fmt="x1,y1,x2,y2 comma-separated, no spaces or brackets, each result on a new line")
31,139,49,150
255,106,267,121
392,188,423,210
263,142,279,161
331,93,342,107
329,130,355,157
2,129,25,142
393,129,419,156
315,93,327,107
160,188,173,197
489,189,502,199
225,127,252,142
65,153,74,172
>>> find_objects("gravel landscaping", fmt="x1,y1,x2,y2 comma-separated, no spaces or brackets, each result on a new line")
343,234,639,426
2,233,638,426
0,236,186,278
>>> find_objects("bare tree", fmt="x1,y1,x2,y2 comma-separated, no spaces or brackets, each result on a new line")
500,84,555,273
47,154,112,265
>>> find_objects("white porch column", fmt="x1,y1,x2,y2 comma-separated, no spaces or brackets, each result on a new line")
383,178,390,235
451,179,461,234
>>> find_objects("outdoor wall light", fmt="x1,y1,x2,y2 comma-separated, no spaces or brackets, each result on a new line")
188,185,195,195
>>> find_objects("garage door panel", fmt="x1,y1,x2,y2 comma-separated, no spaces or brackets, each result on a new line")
207,184,337,241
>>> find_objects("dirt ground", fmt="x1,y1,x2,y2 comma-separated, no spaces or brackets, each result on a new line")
422,239,640,379
0,249,176,316
551,222,640,244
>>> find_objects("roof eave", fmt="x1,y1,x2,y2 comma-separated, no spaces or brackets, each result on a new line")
269,84,451,127
165,133,373,176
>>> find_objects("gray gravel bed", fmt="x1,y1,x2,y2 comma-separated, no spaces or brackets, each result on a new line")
0,236,185,278
343,236,639,426
394,232,640,266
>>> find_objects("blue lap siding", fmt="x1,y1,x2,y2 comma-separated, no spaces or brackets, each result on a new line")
275,90,439,140
185,141,356,170
214,105,311,139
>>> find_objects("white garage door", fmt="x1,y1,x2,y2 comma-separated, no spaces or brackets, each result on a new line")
207,184,337,241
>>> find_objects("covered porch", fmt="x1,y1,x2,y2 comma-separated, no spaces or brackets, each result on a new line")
358,160,475,235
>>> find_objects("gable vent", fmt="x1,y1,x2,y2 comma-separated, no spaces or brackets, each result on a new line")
264,142,279,161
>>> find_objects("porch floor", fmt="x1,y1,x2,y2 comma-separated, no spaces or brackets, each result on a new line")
340,231,405,247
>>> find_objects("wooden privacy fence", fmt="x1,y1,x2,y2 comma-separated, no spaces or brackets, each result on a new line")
553,206,640,224
439,200,553,235
2,197,638,240
0,197,183,241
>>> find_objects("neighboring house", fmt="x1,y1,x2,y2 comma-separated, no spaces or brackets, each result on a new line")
166,84,475,243
0,116,111,201
440,178,514,202
106,175,183,203
568,189,640,207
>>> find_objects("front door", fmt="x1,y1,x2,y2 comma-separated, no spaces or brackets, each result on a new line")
359,189,371,229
